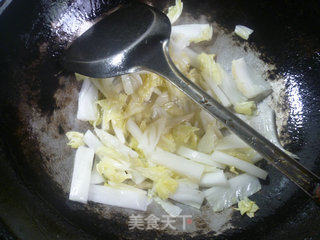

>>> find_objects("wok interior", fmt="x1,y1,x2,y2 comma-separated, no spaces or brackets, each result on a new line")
1,0,319,239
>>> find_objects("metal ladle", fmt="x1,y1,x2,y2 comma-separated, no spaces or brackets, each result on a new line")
64,2,320,204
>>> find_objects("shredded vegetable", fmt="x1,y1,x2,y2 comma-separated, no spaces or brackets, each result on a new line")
170,182,204,209
200,170,228,187
204,174,261,211
154,197,182,217
77,79,98,121
232,58,271,99
69,146,95,203
234,101,256,115
234,25,254,40
66,0,285,218
66,131,84,148
211,151,268,179
88,185,150,211
171,24,213,49
167,0,183,24
235,197,259,218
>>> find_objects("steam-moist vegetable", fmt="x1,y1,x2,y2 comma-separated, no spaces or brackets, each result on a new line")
169,182,204,209
66,0,286,217
154,197,182,217
197,123,221,154
235,197,259,218
69,146,95,203
234,25,254,40
77,79,98,121
204,174,261,211
232,58,271,99
167,0,183,24
66,131,84,148
171,24,213,49
177,146,224,168
211,151,268,180
83,130,103,152
200,170,228,187
151,148,205,182
88,185,150,211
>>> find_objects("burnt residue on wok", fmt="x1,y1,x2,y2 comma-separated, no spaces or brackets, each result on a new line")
0,0,319,239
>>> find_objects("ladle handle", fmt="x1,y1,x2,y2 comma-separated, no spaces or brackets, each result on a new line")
148,40,320,205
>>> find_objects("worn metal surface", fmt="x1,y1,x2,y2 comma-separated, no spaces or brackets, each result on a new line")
0,0,319,239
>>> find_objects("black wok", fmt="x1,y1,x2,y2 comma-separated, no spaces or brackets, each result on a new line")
0,0,320,239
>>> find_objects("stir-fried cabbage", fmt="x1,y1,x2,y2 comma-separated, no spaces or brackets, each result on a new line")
95,94,127,131
234,101,256,115
96,158,131,183
69,146,95,203
177,146,224,168
235,197,259,218
167,0,183,24
77,79,98,121
158,133,176,152
83,130,103,152
66,131,84,148
232,58,271,99
88,185,150,211
196,53,232,107
154,197,182,217
204,174,261,212
200,170,228,187
197,123,222,154
197,53,221,85
151,148,205,182
90,161,105,185
155,177,178,200
95,128,138,159
66,0,285,218
234,25,254,40
171,24,213,49
215,134,248,150
212,151,268,179
171,123,199,149
170,182,204,209
137,165,178,200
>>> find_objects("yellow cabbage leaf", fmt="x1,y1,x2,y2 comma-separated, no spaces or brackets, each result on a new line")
191,25,213,43
136,73,164,103
221,148,256,163
96,159,130,183
158,133,176,152
197,53,222,85
235,197,259,218
167,0,183,24
155,177,178,199
66,131,84,148
234,101,256,115
229,166,240,175
172,123,199,149
137,165,178,199
96,93,127,131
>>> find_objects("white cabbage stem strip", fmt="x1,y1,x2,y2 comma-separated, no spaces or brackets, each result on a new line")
69,146,95,203
211,151,268,180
